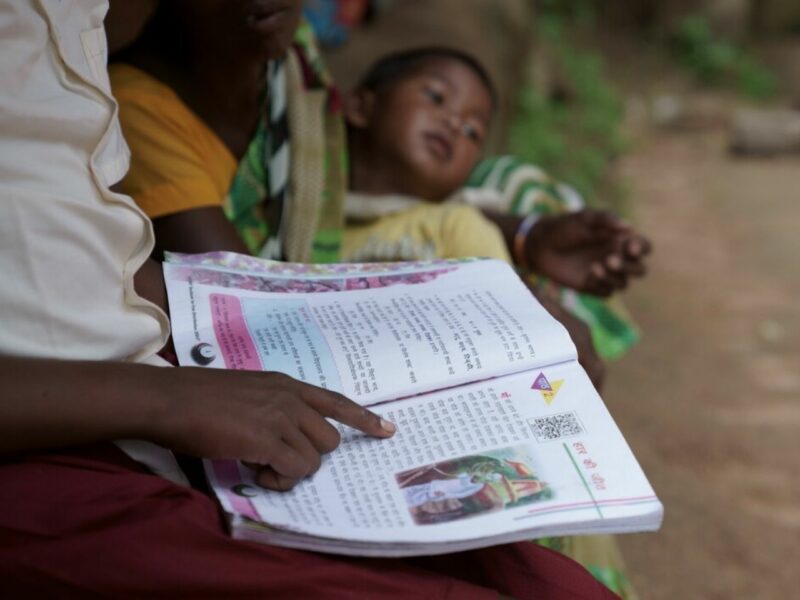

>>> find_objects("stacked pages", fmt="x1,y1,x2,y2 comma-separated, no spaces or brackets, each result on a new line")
164,252,662,557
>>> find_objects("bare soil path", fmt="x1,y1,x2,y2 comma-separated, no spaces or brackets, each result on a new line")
606,110,800,599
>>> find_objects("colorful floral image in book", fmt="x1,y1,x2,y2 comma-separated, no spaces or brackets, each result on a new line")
168,265,457,294
395,446,552,525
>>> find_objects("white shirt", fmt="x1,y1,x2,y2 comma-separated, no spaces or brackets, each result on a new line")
0,0,185,483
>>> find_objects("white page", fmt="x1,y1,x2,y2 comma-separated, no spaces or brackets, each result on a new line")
164,255,577,405
206,361,662,552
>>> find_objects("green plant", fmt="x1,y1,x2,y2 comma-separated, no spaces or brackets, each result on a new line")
510,13,626,209
671,15,777,100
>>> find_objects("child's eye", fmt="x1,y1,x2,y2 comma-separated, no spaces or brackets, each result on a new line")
462,122,484,143
423,86,445,105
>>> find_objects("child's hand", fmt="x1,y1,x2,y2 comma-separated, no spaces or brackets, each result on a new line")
151,369,396,491
525,210,652,297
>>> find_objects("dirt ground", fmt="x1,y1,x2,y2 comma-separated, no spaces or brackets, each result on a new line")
604,81,800,599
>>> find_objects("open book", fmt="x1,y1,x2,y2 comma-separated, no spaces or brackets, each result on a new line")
164,252,662,557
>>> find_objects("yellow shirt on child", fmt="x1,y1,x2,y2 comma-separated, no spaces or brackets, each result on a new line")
342,197,511,263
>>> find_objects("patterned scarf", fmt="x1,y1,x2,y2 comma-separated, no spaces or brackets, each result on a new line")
224,21,346,264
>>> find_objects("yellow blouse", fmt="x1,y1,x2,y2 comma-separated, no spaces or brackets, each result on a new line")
110,64,237,219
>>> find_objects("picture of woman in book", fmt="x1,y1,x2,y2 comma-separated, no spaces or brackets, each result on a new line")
396,447,552,525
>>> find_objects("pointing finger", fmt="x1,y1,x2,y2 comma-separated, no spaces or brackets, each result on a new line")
302,387,396,439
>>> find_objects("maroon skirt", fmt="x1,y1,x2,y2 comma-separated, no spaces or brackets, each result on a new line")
0,444,619,599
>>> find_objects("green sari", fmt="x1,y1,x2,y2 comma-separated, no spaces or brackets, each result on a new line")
223,20,346,264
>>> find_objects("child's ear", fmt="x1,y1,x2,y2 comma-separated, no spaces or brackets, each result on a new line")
343,88,376,129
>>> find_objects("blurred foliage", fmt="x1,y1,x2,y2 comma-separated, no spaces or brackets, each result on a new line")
509,3,779,212
510,1,626,210
671,15,777,100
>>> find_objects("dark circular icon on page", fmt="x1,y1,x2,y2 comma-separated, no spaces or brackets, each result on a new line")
232,484,258,498
190,342,217,366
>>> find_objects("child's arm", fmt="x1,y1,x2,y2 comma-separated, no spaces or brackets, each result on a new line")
483,209,651,297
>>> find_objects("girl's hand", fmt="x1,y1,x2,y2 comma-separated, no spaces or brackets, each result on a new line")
152,368,396,491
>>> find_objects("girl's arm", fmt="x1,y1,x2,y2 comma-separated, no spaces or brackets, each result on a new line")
0,356,394,490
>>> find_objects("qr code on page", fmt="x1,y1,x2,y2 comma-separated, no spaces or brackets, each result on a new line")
529,412,584,442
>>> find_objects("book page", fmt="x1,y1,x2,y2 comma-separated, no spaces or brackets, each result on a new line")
206,362,662,551
164,253,577,405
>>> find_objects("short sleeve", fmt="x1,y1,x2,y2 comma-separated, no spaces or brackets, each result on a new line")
111,65,237,219
439,205,512,262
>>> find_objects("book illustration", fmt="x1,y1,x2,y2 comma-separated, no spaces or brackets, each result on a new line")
167,250,478,276
532,371,564,405
166,249,475,279
168,264,459,294
395,446,552,525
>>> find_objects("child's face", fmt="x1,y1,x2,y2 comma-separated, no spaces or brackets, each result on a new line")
360,58,493,201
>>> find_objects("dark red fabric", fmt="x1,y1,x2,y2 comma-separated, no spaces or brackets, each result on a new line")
0,445,619,599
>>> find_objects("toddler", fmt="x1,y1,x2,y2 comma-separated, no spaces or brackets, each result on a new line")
342,48,642,361
342,47,506,263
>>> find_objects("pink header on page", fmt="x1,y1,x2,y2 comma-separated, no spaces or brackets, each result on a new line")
210,293,262,371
